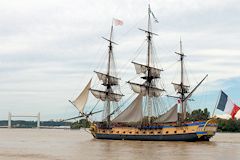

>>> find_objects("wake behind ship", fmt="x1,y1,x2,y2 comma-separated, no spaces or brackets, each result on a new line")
68,4,217,141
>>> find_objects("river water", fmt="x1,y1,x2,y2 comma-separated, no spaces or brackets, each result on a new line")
0,129,239,160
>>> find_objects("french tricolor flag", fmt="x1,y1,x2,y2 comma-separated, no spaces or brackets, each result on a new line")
217,91,240,119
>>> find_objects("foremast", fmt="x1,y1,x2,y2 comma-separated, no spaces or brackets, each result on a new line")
90,23,123,126
128,5,164,124
106,24,114,125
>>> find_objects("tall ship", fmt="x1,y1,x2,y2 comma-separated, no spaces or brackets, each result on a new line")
69,5,217,141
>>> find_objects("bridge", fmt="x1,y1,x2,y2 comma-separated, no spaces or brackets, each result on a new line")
8,112,40,128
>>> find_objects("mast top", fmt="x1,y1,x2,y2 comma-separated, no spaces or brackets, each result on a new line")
175,38,185,57
102,37,118,45
138,28,158,36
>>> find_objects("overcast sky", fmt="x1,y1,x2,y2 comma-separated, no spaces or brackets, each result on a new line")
0,0,240,120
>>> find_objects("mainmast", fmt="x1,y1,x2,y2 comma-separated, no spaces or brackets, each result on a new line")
128,5,164,124
147,5,151,68
146,4,153,124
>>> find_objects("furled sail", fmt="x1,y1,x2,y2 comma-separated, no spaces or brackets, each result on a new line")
90,89,123,102
128,82,164,97
154,103,178,123
112,95,143,122
72,79,92,113
172,82,190,93
94,71,119,86
132,62,162,78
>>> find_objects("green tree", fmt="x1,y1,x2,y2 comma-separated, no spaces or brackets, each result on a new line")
186,108,210,121
70,119,91,129
217,118,240,132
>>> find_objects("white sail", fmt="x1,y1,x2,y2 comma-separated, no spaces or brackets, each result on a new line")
154,103,178,123
129,82,164,97
72,79,92,113
112,95,143,122
182,101,187,119
172,82,190,93
95,71,119,85
90,89,123,102
132,62,162,78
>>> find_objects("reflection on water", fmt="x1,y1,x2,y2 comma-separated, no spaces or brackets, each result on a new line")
0,129,240,160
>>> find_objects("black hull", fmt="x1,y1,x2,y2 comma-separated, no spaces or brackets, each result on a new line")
94,133,204,142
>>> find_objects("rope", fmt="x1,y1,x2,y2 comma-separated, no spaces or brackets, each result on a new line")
82,128,92,135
